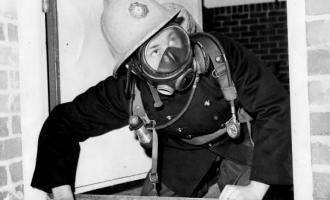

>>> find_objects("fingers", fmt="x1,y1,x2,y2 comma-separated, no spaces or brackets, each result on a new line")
219,184,263,200
230,190,245,200
219,185,235,200
52,185,75,200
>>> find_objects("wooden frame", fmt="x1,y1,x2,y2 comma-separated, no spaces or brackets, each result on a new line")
45,0,61,111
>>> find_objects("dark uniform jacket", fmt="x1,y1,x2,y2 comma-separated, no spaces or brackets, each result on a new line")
31,33,292,196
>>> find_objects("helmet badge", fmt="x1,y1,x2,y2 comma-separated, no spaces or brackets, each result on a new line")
129,2,149,19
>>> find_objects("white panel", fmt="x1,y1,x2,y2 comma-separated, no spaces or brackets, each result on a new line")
287,0,313,199
58,0,114,102
75,127,151,193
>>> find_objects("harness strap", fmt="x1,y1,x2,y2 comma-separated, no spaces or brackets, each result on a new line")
131,83,158,193
132,85,150,124
192,33,240,138
149,123,159,195
181,127,227,145
192,33,237,101
181,108,253,146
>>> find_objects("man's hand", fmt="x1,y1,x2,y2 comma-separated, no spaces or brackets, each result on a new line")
219,181,269,200
52,185,74,200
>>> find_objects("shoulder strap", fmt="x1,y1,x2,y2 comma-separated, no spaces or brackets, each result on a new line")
130,83,159,193
191,33,242,138
191,33,256,140
191,32,237,101
132,84,150,124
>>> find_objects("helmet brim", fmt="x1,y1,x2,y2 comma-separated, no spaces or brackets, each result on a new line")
112,10,181,76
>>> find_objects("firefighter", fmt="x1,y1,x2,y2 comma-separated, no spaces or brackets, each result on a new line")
31,0,292,199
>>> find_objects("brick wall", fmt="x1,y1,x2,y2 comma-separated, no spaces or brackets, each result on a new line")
203,1,289,90
306,0,330,198
0,0,24,199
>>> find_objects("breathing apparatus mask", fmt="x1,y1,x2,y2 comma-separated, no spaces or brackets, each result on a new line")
133,24,204,96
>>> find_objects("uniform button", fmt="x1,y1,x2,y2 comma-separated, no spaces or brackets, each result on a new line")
187,134,192,139
177,128,183,133
208,143,213,147
166,115,172,120
215,56,222,63
220,123,225,128
213,115,219,121
204,100,211,107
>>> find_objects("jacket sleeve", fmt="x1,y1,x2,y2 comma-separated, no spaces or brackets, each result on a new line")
31,75,130,193
215,33,292,185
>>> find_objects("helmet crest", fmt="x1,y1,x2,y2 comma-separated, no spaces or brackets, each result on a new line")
129,2,149,19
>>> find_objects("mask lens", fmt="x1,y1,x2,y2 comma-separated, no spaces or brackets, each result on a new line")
143,26,191,73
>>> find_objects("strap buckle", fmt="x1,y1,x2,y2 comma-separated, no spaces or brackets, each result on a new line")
149,172,159,184
226,116,241,138
212,63,227,78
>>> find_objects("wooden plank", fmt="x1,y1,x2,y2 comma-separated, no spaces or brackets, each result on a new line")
75,194,217,200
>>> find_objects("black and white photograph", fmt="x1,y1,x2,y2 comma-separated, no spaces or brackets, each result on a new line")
0,0,329,200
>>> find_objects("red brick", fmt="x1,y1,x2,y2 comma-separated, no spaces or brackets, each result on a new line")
231,26,248,32
259,17,277,23
0,191,8,200
15,184,23,194
9,161,22,182
311,142,330,164
7,23,18,42
308,80,330,105
307,20,330,46
0,23,5,40
261,55,278,60
12,115,21,135
232,13,248,20
223,21,239,26
241,19,258,25
10,94,20,112
0,70,8,89
0,47,12,65
0,95,9,112
270,48,288,54
250,13,266,18
306,0,330,15
268,10,287,17
0,138,22,160
250,24,267,31
313,172,330,199
0,117,9,137
9,71,19,89
308,49,330,75
310,113,330,135
0,166,7,186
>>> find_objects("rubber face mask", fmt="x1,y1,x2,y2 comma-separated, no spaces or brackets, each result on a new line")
139,25,194,95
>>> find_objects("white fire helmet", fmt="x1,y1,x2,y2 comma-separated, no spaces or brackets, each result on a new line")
161,2,202,34
101,0,179,75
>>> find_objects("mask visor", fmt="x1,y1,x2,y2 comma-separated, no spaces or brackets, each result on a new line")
142,25,191,75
